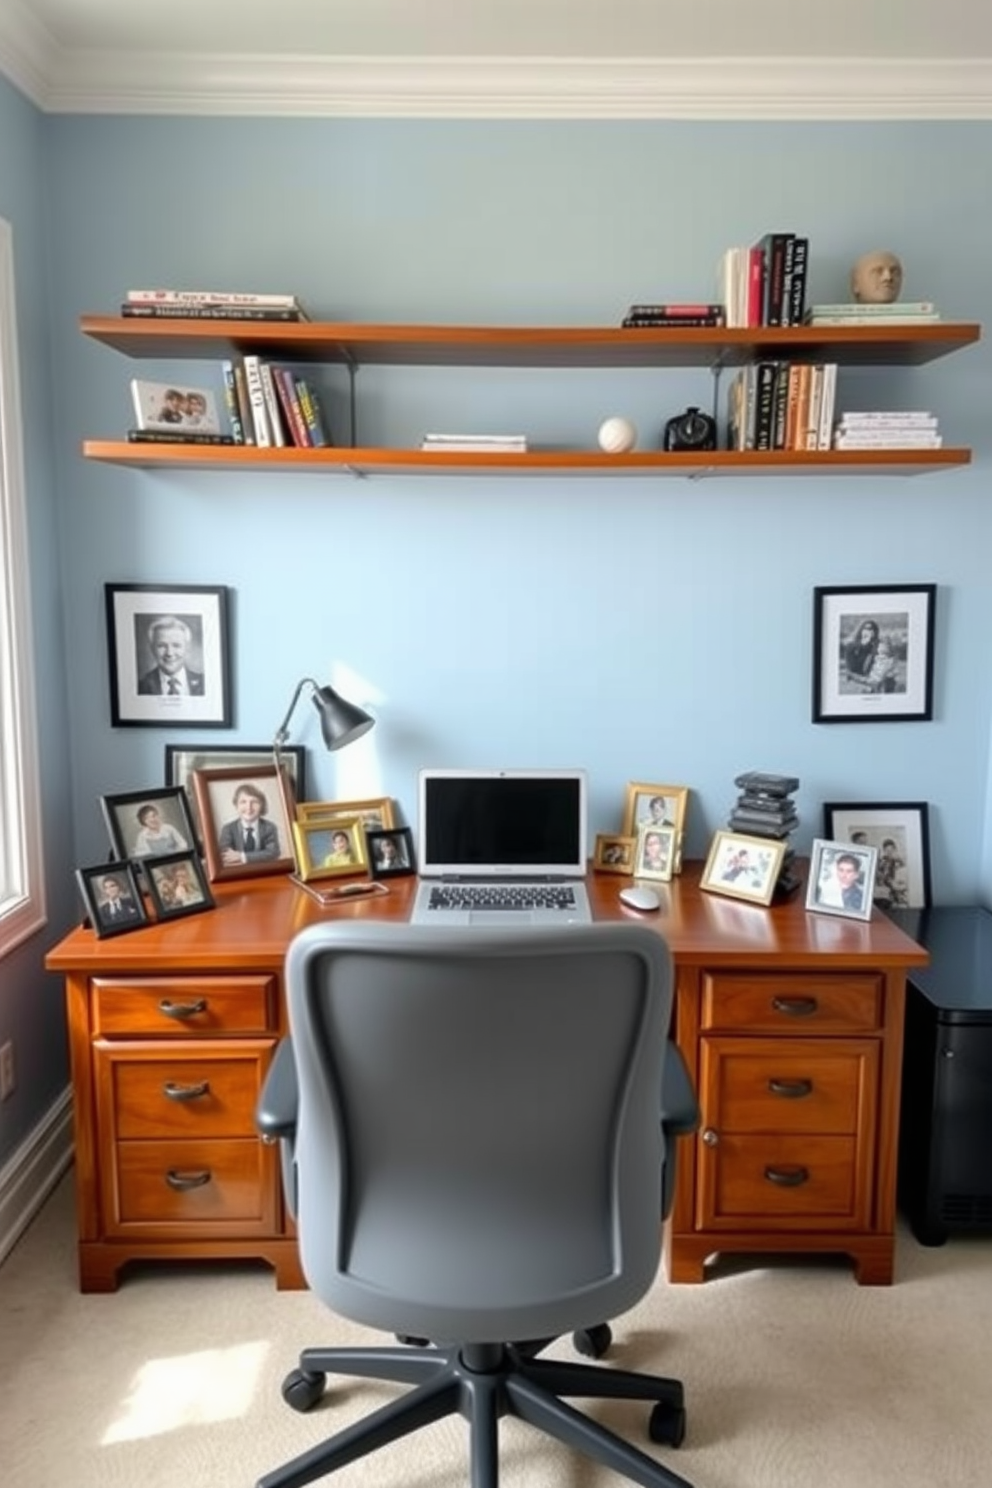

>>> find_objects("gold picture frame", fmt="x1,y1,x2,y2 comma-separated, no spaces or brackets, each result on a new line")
622,782,689,842
700,830,786,906
292,815,369,882
593,834,637,875
296,796,396,833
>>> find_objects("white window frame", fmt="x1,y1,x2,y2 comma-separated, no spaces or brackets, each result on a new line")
0,216,45,956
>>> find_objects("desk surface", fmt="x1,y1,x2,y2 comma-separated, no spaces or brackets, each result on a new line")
48,861,928,974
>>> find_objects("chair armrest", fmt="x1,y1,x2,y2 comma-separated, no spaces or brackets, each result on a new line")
660,1042,698,1137
256,1038,298,1141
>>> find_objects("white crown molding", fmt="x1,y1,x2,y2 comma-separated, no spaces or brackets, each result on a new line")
3,40,992,119
0,0,61,109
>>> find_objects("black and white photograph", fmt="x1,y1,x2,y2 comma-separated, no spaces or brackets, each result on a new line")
106,583,231,728
144,850,215,921
101,786,197,862
812,584,936,723
192,764,295,882
823,802,931,909
130,378,222,433
805,838,878,922
366,827,416,879
165,744,306,846
75,860,149,938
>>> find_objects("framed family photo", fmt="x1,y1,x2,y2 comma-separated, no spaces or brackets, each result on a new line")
366,827,416,879
165,744,306,847
143,851,215,921
822,801,931,910
101,786,197,862
105,582,231,728
76,860,149,938
806,838,878,921
192,763,295,882
593,834,636,875
812,583,936,723
292,816,369,882
700,830,785,906
622,782,689,840
635,823,677,882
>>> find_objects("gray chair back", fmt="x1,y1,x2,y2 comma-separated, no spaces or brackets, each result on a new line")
285,921,673,1345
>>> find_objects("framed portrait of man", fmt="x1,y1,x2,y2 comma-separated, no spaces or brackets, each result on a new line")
105,583,231,727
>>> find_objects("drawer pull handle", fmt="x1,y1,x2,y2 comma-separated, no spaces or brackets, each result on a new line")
163,1080,210,1102
165,1169,212,1192
158,998,207,1020
764,1165,809,1188
768,1078,813,1099
771,996,818,1018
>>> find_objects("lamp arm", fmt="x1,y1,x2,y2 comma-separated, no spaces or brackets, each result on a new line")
273,677,318,753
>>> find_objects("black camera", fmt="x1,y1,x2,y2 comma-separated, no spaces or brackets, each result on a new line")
663,405,717,452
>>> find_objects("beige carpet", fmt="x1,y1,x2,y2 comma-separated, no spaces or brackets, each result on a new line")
2,1173,990,1488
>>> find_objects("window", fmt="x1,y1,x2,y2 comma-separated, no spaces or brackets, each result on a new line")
0,216,45,956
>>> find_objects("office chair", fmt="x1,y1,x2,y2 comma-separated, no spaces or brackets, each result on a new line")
256,922,699,1488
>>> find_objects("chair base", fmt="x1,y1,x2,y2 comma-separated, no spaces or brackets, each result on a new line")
258,1341,694,1488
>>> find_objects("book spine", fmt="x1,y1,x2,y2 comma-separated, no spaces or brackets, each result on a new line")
817,364,837,449
787,237,809,325
296,379,329,447
126,430,236,445
258,361,287,446
780,235,796,327
771,362,790,449
806,300,937,316
783,364,802,449
232,361,255,445
120,304,303,321
764,233,791,327
746,247,765,328
793,363,812,450
220,360,246,444
273,367,311,447
627,302,725,316
805,314,940,325
804,364,823,450
753,361,777,450
125,289,300,307
241,356,272,446
622,316,724,328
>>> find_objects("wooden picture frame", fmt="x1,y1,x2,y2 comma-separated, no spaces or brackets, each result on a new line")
812,583,936,723
700,830,786,906
634,823,676,882
593,834,637,875
366,827,416,879
805,838,878,921
76,860,149,937
296,797,395,833
143,850,215,921
105,582,231,728
165,743,306,847
822,802,931,910
192,764,296,882
622,782,689,841
292,815,369,882
101,785,197,862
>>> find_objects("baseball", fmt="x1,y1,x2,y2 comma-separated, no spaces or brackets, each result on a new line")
598,416,637,454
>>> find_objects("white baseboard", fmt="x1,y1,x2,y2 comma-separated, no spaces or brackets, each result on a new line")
0,1089,73,1266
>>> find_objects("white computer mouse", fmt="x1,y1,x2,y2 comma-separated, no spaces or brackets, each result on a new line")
618,884,661,913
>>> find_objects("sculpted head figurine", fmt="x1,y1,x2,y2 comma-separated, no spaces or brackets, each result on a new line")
850,250,903,304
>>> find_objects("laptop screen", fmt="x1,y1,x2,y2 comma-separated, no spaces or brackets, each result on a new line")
418,769,588,878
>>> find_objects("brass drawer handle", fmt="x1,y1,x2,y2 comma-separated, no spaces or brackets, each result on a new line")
165,1169,212,1191
764,1165,809,1188
162,1080,210,1102
158,998,208,1020
771,996,818,1018
768,1078,813,1099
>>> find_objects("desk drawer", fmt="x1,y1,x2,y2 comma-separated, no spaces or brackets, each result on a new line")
701,974,882,1034
95,1041,274,1140
699,1134,867,1228
105,1138,277,1236
93,976,277,1036
701,1038,878,1135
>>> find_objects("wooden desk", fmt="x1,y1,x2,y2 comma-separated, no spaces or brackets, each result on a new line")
46,866,926,1292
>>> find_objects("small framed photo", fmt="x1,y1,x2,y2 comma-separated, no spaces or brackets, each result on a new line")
105,583,231,728
130,378,222,434
101,786,197,862
812,584,936,723
76,860,149,937
296,797,396,833
166,743,306,847
367,827,416,879
593,834,637,874
622,783,689,841
822,802,931,910
292,816,369,882
806,838,878,921
144,851,215,920
193,764,296,882
635,823,677,882
700,830,786,906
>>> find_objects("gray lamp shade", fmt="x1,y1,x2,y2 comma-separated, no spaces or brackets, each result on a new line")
274,676,374,758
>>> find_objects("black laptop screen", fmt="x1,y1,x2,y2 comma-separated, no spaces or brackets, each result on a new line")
420,772,585,874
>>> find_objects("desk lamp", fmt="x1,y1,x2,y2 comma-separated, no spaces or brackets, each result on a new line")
273,676,375,779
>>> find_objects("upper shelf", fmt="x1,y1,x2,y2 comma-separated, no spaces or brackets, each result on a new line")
80,316,982,369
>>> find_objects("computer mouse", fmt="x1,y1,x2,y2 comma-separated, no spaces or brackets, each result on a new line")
618,884,661,913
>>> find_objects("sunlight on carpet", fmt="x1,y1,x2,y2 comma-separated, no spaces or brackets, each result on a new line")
102,1341,270,1443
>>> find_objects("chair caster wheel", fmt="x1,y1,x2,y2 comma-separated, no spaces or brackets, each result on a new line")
396,1333,430,1347
573,1322,612,1359
282,1368,326,1412
649,1401,687,1448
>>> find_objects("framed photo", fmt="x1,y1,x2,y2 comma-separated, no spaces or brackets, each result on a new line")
700,830,786,906
76,860,149,938
101,786,197,862
105,583,231,728
822,802,931,909
367,827,416,879
165,744,306,847
192,764,295,882
634,823,677,882
622,783,689,841
806,838,878,921
593,834,636,874
812,584,936,723
143,851,215,921
296,797,396,832
130,378,221,434
292,816,369,882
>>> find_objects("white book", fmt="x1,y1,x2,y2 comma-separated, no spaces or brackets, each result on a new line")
834,433,943,448
129,378,221,434
258,362,287,447
840,411,937,425
125,289,300,308
421,441,528,453
817,364,837,450
804,365,823,451
806,300,938,317
807,314,941,326
241,356,271,447
423,432,527,445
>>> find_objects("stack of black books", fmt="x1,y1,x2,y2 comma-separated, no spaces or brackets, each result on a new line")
728,771,801,896
621,302,726,329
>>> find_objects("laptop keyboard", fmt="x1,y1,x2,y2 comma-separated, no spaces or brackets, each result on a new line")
427,883,579,911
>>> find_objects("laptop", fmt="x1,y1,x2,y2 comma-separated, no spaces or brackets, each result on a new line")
410,768,592,926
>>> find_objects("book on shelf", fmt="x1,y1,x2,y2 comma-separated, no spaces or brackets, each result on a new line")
834,431,943,449
241,356,272,446
232,362,255,445
725,360,837,452
120,303,306,322
220,360,246,444
839,411,937,425
295,378,331,446
272,367,311,447
804,301,937,319
126,429,236,445
422,432,528,452
129,378,222,434
719,233,808,328
622,315,724,328
625,302,725,317
258,362,288,447
123,288,310,320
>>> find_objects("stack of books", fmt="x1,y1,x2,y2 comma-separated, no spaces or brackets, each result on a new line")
221,357,330,447
719,233,809,328
120,289,310,322
803,300,940,327
728,771,802,895
420,432,528,453
621,303,725,329
833,411,942,450
726,361,837,452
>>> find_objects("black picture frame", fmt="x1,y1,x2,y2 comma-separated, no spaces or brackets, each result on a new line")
812,583,936,723
165,744,306,847
105,582,231,728
823,801,931,909
101,785,197,862
366,827,416,879
76,859,149,938
143,850,216,921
